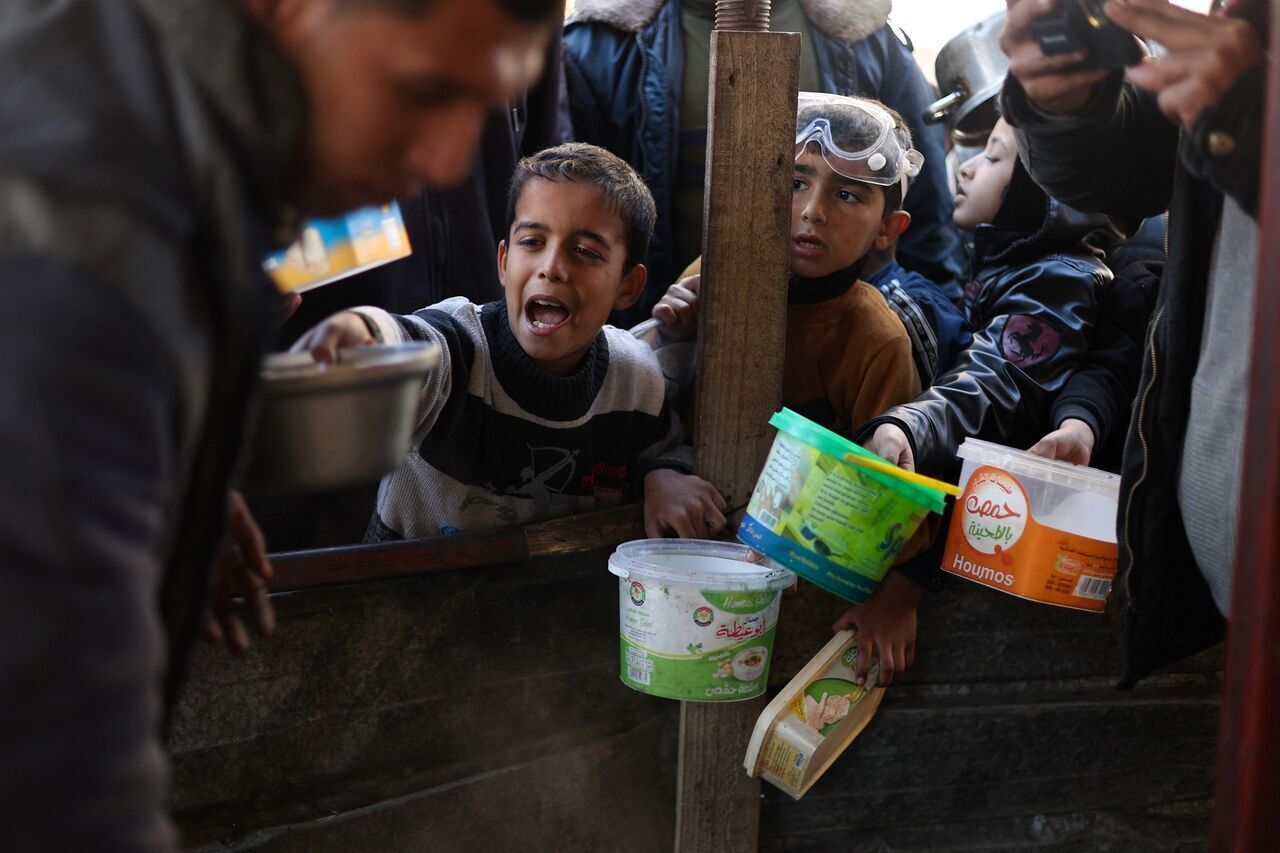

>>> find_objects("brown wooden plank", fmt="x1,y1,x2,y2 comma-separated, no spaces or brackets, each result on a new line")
524,502,644,556
262,503,643,592
689,30,796,514
677,27,800,853
1211,3,1280,847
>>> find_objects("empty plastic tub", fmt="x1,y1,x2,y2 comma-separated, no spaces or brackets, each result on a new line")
941,438,1120,611
738,409,948,603
608,539,794,702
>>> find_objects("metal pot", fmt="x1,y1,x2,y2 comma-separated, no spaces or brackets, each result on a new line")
925,11,1009,143
243,342,440,494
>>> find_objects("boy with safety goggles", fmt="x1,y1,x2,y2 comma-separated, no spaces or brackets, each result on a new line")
651,94,946,685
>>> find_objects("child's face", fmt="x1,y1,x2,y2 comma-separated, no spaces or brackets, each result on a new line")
498,178,646,375
790,150,889,279
953,119,1018,230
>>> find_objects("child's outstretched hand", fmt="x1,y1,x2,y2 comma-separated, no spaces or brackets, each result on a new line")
643,468,728,539
1028,418,1095,466
651,274,701,340
290,310,375,364
865,423,916,472
832,571,924,686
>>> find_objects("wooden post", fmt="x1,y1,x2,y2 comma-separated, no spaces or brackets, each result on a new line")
1210,1,1280,847
677,8,800,852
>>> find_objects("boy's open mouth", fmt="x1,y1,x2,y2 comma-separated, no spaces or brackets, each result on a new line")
525,294,571,335
792,233,826,259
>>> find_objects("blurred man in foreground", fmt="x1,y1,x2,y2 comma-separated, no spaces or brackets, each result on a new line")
0,0,559,846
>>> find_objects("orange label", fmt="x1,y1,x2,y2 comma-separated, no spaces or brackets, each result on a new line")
941,465,1117,611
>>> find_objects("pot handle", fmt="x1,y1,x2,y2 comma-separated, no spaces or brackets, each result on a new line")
924,90,966,125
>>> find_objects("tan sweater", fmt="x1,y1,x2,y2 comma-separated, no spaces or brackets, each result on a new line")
784,284,921,435
680,257,920,435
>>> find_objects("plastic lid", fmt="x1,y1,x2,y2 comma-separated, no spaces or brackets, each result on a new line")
769,409,948,514
608,539,794,590
956,437,1120,496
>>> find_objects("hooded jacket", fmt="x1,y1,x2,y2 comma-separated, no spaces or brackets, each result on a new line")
0,0,302,846
1000,9,1264,682
563,0,961,319
857,160,1115,479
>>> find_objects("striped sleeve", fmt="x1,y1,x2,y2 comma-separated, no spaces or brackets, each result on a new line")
602,328,691,476
639,400,692,476
349,299,478,437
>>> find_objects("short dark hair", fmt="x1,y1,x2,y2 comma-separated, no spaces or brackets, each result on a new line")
340,0,564,25
796,97,913,216
506,143,657,270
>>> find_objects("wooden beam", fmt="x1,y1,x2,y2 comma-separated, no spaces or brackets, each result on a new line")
1210,1,1280,847
678,28,800,853
261,503,643,593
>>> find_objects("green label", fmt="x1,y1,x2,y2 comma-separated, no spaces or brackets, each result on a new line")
700,589,779,614
746,430,929,587
619,625,778,701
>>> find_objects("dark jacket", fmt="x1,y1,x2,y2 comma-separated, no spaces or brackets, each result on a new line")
1001,56,1264,684
1051,257,1162,473
563,0,961,320
857,161,1114,480
868,259,973,387
0,0,302,846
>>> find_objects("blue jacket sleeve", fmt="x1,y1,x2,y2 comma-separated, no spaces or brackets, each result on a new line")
0,253,177,851
563,23,644,162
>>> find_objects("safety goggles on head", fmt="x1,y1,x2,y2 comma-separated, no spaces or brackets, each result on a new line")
794,92,923,195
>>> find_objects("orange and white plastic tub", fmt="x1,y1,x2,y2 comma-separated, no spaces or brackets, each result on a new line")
942,438,1121,612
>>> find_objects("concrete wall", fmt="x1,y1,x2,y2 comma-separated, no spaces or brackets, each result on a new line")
762,582,1220,852
170,551,1219,851
170,548,678,852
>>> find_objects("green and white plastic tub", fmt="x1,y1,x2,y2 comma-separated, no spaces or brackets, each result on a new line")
608,540,795,702
737,409,948,603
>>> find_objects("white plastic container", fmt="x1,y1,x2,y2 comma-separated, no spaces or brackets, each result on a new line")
608,540,794,702
941,438,1121,611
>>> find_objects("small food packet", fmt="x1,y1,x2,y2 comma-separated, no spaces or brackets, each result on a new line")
743,629,884,799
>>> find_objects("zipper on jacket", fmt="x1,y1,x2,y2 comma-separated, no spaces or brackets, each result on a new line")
1120,304,1164,612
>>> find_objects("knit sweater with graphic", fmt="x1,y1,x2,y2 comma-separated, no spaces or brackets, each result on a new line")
353,298,685,540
